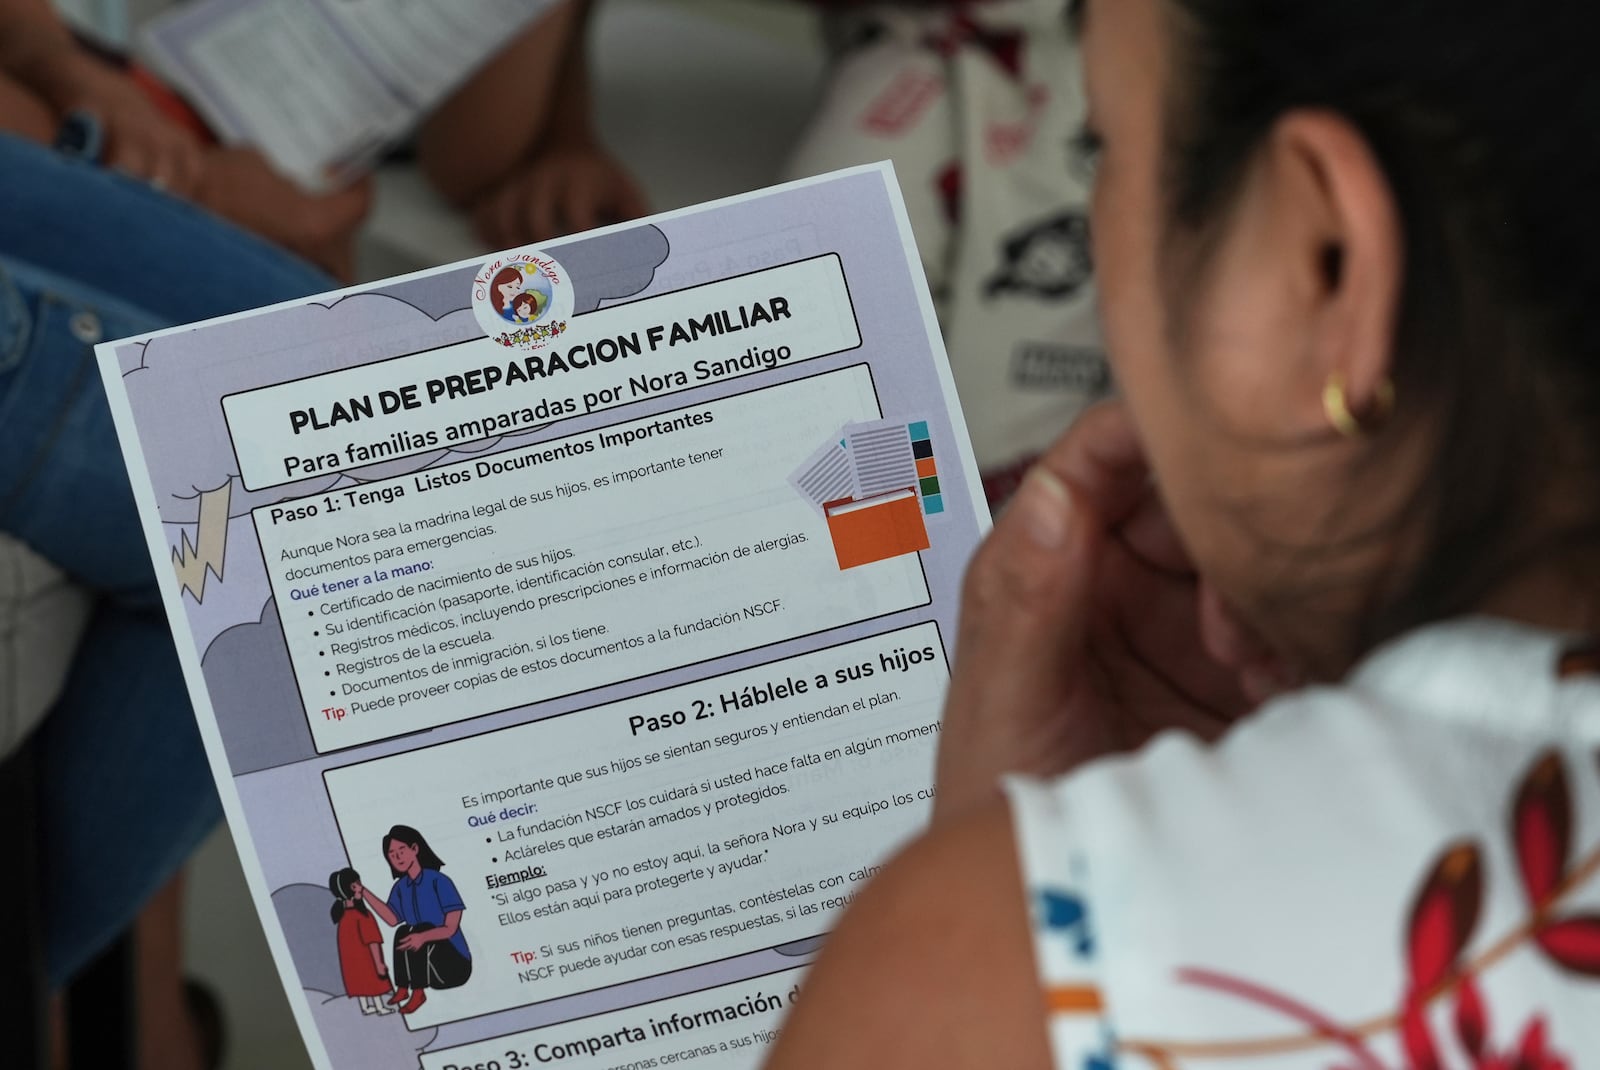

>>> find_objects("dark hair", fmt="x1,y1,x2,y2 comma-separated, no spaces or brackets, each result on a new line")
329,867,368,924
383,824,445,879
1151,0,1600,654
512,291,539,316
490,266,524,313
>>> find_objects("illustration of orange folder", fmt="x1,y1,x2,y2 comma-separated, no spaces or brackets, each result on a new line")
825,489,930,570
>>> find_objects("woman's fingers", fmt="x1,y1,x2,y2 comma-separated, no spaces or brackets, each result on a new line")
474,187,517,249
110,139,149,182
1032,400,1151,529
936,401,1155,821
474,151,650,248
1046,402,1251,717
1099,540,1253,722
98,106,202,195
139,135,182,193
289,177,372,283
1115,487,1193,575
1197,581,1261,668
614,170,650,222
165,136,205,198
525,168,561,242
318,176,375,234
1196,581,1303,702
937,466,1100,822
477,175,536,248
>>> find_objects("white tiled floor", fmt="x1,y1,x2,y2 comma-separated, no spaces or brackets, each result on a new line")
184,4,823,1066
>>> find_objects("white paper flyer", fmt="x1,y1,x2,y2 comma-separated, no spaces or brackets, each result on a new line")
96,164,990,1069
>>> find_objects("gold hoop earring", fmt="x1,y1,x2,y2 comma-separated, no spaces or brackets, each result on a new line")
1323,373,1395,438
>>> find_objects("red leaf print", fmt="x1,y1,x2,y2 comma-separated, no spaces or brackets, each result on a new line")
1455,1012,1576,1070
1405,843,1483,992
1511,751,1572,906
1521,1016,1548,1059
1401,995,1439,1070
1534,913,1600,976
1513,1016,1575,1069
1454,975,1488,1057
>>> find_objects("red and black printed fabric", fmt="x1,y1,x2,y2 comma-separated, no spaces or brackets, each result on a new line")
783,0,1108,500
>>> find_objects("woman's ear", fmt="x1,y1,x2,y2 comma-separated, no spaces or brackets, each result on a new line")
1177,110,1403,442
1268,110,1404,424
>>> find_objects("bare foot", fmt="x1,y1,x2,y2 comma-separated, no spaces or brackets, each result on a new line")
196,148,372,282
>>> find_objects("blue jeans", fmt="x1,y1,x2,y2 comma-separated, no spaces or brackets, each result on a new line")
0,134,332,985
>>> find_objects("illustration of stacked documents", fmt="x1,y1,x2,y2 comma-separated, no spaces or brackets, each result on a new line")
789,419,942,570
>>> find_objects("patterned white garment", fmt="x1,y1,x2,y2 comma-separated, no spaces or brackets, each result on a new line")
1006,617,1600,1070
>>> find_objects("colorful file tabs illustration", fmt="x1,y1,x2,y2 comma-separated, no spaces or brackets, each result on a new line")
908,421,942,515
791,417,940,568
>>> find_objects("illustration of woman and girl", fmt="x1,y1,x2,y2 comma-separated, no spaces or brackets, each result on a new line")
490,265,550,324
328,824,472,1017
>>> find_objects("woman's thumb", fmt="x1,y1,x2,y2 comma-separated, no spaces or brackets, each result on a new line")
937,466,1097,817
957,466,1097,684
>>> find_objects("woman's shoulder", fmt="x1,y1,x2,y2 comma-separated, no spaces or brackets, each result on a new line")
1006,616,1600,1067
1010,617,1600,921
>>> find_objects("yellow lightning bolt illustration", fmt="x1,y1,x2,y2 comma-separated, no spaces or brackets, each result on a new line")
172,481,231,603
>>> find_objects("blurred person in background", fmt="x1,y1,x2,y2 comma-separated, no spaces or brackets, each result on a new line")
424,0,1106,503
0,0,370,279
417,0,646,250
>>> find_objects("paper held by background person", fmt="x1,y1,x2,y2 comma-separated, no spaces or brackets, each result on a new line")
138,0,560,189
95,164,990,1070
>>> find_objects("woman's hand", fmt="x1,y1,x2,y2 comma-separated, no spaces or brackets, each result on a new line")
397,930,434,952
472,139,648,247
934,401,1296,824
28,49,204,195
195,148,373,282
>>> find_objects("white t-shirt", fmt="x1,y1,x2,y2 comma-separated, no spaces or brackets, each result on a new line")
1006,617,1600,1069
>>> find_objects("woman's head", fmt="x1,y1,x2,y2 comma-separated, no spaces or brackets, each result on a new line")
329,867,365,922
383,825,445,879
492,267,525,313
1074,0,1600,674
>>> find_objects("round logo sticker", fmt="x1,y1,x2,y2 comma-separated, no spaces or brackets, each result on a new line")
471,249,573,349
